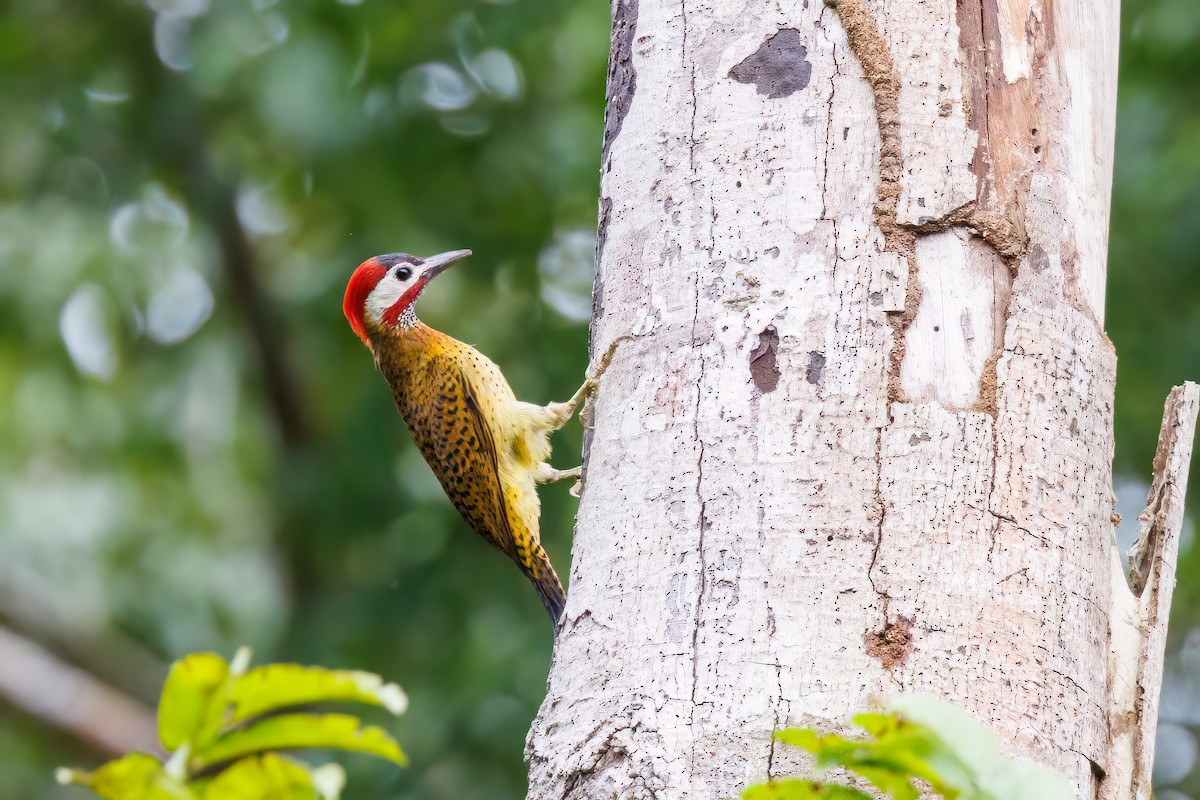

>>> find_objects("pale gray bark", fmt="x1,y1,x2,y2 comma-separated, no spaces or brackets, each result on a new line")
527,1,1196,798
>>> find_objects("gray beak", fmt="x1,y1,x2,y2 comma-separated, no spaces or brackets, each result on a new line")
421,249,472,279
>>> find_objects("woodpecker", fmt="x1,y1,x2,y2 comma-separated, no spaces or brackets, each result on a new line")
343,249,597,627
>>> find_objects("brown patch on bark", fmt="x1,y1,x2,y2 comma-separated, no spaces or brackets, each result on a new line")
964,207,1026,262
907,203,1026,263
972,351,1001,416
750,326,781,393
865,616,914,668
593,0,635,363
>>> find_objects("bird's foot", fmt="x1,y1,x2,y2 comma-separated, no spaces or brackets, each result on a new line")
546,400,575,428
534,463,582,485
562,377,598,413
555,465,582,483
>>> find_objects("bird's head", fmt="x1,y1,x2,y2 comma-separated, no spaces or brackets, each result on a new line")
343,249,472,345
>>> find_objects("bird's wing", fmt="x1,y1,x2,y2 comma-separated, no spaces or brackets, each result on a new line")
402,354,536,573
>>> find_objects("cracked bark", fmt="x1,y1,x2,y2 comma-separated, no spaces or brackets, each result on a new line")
526,1,1191,798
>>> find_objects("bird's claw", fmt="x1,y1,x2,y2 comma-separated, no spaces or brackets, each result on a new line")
579,335,632,426
587,335,631,382
569,480,582,498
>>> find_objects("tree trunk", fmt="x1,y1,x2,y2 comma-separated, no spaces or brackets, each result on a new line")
527,1,1198,798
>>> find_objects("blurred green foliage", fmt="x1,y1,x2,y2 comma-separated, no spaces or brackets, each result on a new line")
0,0,1197,798
0,0,605,797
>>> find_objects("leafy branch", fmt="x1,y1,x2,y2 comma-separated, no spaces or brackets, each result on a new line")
743,696,1075,800
58,648,408,800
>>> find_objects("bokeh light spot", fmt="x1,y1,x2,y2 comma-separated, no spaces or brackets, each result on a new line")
538,228,596,322
146,268,214,345
60,284,118,380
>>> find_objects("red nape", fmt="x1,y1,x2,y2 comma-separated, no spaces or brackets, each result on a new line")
343,259,387,345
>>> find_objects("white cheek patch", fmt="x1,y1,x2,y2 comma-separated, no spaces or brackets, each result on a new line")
365,277,406,322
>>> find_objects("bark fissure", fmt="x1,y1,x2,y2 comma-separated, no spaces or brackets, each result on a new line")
866,422,911,676
679,0,714,769
975,0,992,180
689,418,709,715
819,12,838,221
867,425,887,604
765,659,784,779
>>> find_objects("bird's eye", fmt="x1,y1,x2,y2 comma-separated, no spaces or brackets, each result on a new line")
395,267,412,281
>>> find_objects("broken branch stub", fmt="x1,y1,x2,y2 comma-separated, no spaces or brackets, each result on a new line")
1106,382,1199,800
1127,382,1200,596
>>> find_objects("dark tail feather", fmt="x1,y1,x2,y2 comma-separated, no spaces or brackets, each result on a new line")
529,555,566,630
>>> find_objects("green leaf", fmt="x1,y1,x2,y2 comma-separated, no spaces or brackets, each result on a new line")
743,778,874,799
193,713,407,770
773,715,963,799
200,754,316,800
56,753,192,800
228,664,408,724
158,653,231,751
850,713,963,796
774,729,861,774
850,766,922,800
773,728,822,752
889,695,1072,800
761,697,1075,800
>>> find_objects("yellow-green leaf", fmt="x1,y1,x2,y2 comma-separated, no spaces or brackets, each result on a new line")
56,753,191,800
851,766,923,800
158,653,231,751
228,664,408,724
193,713,407,770
774,728,822,752
743,779,873,799
201,754,316,800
